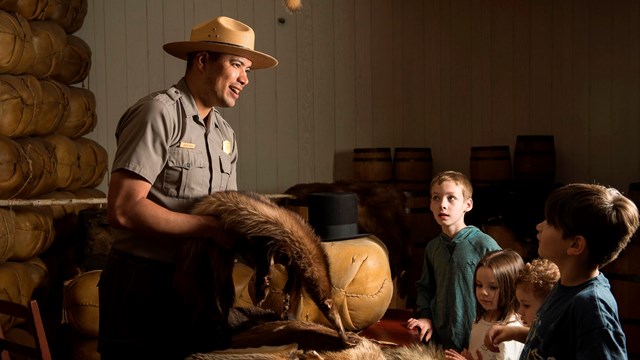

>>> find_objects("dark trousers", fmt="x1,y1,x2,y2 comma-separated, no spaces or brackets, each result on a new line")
97,249,227,360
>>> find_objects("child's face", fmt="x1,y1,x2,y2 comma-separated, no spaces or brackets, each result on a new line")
475,265,500,312
515,286,545,326
430,180,472,234
536,220,571,264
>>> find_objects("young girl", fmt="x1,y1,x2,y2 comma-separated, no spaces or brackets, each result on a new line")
445,249,525,360
515,258,560,327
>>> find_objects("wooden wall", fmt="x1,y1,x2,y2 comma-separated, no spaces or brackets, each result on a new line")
76,0,640,195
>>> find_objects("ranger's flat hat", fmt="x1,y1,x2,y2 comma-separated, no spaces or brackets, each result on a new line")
163,16,278,69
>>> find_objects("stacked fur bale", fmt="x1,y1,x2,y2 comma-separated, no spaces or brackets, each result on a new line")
0,1,108,358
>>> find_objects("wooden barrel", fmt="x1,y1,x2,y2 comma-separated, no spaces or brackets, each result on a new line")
403,190,439,309
469,146,512,187
513,135,555,182
604,238,640,358
403,190,440,244
393,147,432,191
481,217,529,260
353,148,392,182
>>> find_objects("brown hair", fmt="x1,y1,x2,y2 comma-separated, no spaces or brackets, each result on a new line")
544,183,639,268
474,249,525,323
430,171,473,199
515,258,560,300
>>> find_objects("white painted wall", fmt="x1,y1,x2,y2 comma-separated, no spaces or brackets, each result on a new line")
76,0,640,195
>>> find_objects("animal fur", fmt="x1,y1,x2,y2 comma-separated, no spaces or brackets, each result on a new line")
284,181,413,297
182,191,348,345
186,319,445,360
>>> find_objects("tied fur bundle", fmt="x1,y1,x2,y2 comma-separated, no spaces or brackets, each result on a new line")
178,191,348,347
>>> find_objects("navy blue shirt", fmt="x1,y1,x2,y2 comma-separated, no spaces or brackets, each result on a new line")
521,273,626,359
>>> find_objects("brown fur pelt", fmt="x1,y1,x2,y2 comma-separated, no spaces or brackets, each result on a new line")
230,319,363,352
186,319,445,360
284,181,412,297
179,191,348,346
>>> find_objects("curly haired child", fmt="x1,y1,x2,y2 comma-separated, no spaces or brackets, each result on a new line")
514,258,559,327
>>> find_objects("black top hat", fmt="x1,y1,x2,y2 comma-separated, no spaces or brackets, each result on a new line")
307,192,368,241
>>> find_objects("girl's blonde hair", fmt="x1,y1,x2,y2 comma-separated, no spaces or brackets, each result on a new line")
474,249,525,323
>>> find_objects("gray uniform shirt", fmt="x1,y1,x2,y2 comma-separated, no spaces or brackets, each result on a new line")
110,78,237,261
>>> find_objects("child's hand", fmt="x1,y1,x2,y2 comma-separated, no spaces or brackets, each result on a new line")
444,349,467,360
464,349,484,360
484,323,529,352
445,348,481,360
484,324,508,352
406,317,433,343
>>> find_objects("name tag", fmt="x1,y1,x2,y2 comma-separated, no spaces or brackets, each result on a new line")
223,140,232,154
179,142,196,149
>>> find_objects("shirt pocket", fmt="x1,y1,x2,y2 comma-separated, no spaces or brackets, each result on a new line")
217,154,232,190
163,147,207,199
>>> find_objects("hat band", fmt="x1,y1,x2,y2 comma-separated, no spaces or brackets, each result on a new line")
316,223,359,241
201,40,253,51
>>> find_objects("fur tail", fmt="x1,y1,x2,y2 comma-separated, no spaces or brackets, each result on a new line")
192,191,348,343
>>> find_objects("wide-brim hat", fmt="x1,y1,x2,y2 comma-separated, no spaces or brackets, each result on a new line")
307,192,369,242
163,16,278,69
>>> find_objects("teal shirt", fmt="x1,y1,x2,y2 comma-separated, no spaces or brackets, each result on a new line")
415,225,501,351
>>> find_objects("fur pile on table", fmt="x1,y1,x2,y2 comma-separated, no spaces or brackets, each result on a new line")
186,312,445,360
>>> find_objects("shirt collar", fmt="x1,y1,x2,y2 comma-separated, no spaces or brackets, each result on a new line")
175,78,222,128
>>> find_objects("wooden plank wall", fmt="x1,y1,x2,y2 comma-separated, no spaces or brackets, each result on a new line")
76,0,640,195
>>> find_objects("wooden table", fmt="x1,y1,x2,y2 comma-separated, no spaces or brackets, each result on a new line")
358,308,421,347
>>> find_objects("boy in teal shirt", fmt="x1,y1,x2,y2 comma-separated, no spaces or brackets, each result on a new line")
406,171,501,351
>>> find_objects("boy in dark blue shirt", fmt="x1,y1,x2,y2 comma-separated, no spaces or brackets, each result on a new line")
485,183,639,359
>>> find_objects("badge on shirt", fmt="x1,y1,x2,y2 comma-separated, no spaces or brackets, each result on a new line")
223,140,232,154
179,141,196,149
